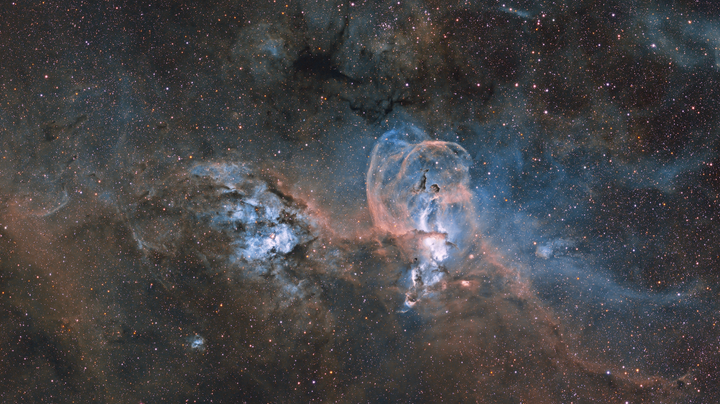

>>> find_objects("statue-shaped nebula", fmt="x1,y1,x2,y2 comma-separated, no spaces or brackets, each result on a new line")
366,126,476,305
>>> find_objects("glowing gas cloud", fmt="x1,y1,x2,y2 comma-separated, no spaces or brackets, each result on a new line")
367,126,476,304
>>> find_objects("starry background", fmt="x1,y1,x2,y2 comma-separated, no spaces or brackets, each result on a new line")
1,0,719,403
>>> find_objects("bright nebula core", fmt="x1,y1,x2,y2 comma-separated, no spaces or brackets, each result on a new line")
1,1,719,403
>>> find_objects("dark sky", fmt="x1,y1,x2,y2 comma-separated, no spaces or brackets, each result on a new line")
1,0,719,402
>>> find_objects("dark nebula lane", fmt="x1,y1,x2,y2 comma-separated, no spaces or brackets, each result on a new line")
1,1,719,403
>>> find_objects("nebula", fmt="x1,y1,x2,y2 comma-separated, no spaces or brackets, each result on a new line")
190,163,314,265
366,125,478,304
367,125,474,242
1,0,718,402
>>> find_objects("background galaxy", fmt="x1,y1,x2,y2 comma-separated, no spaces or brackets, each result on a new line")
1,0,719,402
